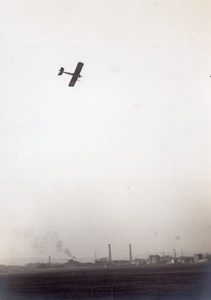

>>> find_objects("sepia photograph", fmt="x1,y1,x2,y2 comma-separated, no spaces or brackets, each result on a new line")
0,0,211,299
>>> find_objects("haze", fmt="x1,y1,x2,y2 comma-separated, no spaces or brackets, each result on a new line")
0,0,211,264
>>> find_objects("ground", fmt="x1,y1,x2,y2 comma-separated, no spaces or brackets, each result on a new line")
1,264,211,299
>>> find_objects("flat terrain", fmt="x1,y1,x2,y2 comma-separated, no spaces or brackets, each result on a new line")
0,264,211,299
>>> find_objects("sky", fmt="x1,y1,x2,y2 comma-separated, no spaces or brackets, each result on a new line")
0,0,211,264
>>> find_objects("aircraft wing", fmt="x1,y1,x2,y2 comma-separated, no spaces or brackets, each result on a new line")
68,62,84,87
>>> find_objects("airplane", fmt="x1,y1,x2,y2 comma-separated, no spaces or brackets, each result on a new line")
58,62,84,87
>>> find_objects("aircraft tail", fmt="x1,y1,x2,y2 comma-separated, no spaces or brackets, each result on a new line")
58,67,64,76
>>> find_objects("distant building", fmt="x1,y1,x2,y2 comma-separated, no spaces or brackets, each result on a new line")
78,262,94,267
149,255,160,264
203,254,211,263
0,265,10,274
95,257,112,267
194,254,203,263
160,255,175,264
112,260,131,266
64,259,81,267
133,258,147,265
177,256,194,264
95,258,133,267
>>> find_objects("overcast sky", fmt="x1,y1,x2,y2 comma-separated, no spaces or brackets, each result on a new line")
0,0,211,264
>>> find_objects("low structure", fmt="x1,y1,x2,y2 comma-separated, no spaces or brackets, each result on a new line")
177,256,194,264
203,254,211,263
133,258,147,265
194,254,203,263
160,255,175,264
149,255,160,264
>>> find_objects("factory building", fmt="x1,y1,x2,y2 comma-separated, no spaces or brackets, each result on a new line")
194,254,203,263
149,255,160,264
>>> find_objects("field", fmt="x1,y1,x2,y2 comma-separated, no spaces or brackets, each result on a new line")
0,263,211,300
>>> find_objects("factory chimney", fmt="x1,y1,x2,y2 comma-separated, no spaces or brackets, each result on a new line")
108,244,112,261
48,256,51,264
129,244,132,262
174,248,177,263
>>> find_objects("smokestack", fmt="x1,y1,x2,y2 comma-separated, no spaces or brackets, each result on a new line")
174,248,177,260
108,244,112,261
129,244,132,262
48,256,51,264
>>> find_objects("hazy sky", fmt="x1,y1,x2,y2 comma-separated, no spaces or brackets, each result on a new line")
0,0,211,264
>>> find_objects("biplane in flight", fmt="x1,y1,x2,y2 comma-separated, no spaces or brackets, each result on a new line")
58,62,84,87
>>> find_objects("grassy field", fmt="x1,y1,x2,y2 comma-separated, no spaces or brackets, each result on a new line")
0,263,211,299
